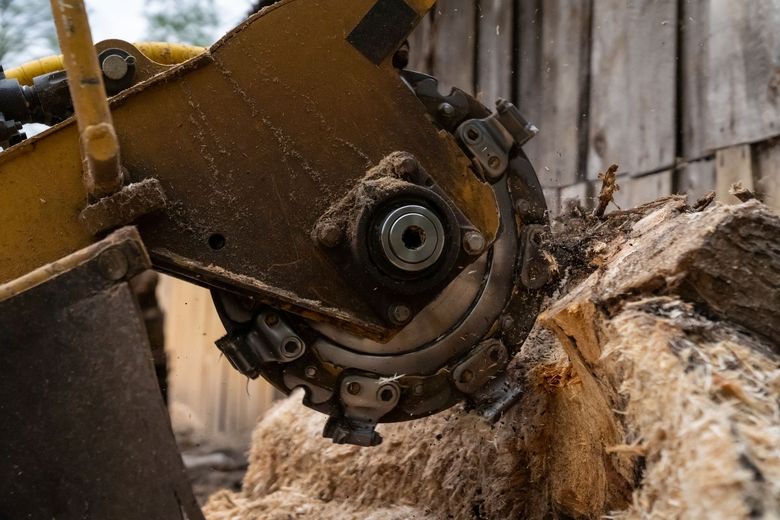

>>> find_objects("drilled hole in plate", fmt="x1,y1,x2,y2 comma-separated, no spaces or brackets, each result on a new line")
466,127,480,142
402,225,426,250
208,233,226,250
379,388,395,402
489,349,501,363
283,339,300,355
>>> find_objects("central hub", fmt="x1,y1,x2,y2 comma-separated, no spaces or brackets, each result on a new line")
379,204,445,272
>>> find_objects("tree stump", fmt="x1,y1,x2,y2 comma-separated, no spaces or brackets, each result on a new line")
204,197,780,520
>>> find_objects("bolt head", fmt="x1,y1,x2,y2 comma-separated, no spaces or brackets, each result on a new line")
462,231,486,255
388,304,412,325
101,54,129,80
316,223,342,248
500,314,515,331
397,155,419,177
346,381,362,395
97,248,128,281
438,102,455,116
413,383,424,396
304,366,318,379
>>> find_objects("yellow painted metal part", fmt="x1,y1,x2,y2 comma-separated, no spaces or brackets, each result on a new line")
5,43,206,86
0,0,498,334
50,0,122,198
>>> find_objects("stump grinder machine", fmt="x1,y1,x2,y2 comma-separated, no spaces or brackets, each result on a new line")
0,0,550,517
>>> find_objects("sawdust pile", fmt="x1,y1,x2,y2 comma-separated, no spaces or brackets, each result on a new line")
205,199,780,519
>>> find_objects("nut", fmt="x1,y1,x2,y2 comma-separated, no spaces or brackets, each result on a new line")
97,248,128,281
462,231,486,255
438,102,455,116
316,223,342,248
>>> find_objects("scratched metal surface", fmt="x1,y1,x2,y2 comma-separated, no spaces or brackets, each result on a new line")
0,0,498,337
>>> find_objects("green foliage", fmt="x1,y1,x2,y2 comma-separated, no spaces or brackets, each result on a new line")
144,0,220,47
0,0,58,65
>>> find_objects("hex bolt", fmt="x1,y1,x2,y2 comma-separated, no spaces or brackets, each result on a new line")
304,366,318,379
438,102,455,116
346,381,362,395
388,304,412,325
97,248,128,281
462,231,486,255
316,222,342,248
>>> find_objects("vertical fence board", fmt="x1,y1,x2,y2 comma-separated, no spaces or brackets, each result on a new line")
160,276,276,448
715,144,754,204
432,0,477,95
704,1,780,151
677,159,716,201
755,140,780,212
680,0,710,160
515,0,544,179
588,0,677,178
612,170,674,208
408,11,433,74
533,0,592,187
476,0,514,107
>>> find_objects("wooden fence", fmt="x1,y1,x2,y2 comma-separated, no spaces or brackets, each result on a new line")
158,276,279,448
408,0,780,213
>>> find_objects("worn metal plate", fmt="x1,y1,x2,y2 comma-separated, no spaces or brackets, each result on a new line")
0,0,496,338
0,228,203,520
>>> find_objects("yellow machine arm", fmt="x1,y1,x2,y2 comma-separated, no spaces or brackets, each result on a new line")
0,1,549,515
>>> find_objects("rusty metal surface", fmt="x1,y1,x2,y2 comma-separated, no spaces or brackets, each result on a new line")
0,0,497,337
0,227,203,520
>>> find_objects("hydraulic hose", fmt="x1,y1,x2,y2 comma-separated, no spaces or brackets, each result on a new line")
4,42,207,85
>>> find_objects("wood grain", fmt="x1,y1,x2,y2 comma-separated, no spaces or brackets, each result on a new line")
704,0,780,150
677,158,716,201
159,276,277,448
680,0,710,160
408,11,433,74
612,170,673,209
715,144,754,204
476,0,514,107
588,0,677,178
515,0,544,181
754,139,780,212
536,0,592,187
432,0,477,95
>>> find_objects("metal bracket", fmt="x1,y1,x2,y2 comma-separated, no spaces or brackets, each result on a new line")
323,375,400,446
457,99,539,180
452,339,509,394
215,307,307,378
520,224,552,290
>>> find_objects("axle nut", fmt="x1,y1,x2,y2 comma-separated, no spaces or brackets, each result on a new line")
462,231,486,255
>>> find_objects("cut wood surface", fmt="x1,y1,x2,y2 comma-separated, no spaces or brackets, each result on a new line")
204,198,780,519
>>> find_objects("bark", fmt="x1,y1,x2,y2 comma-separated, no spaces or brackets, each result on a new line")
204,198,780,520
